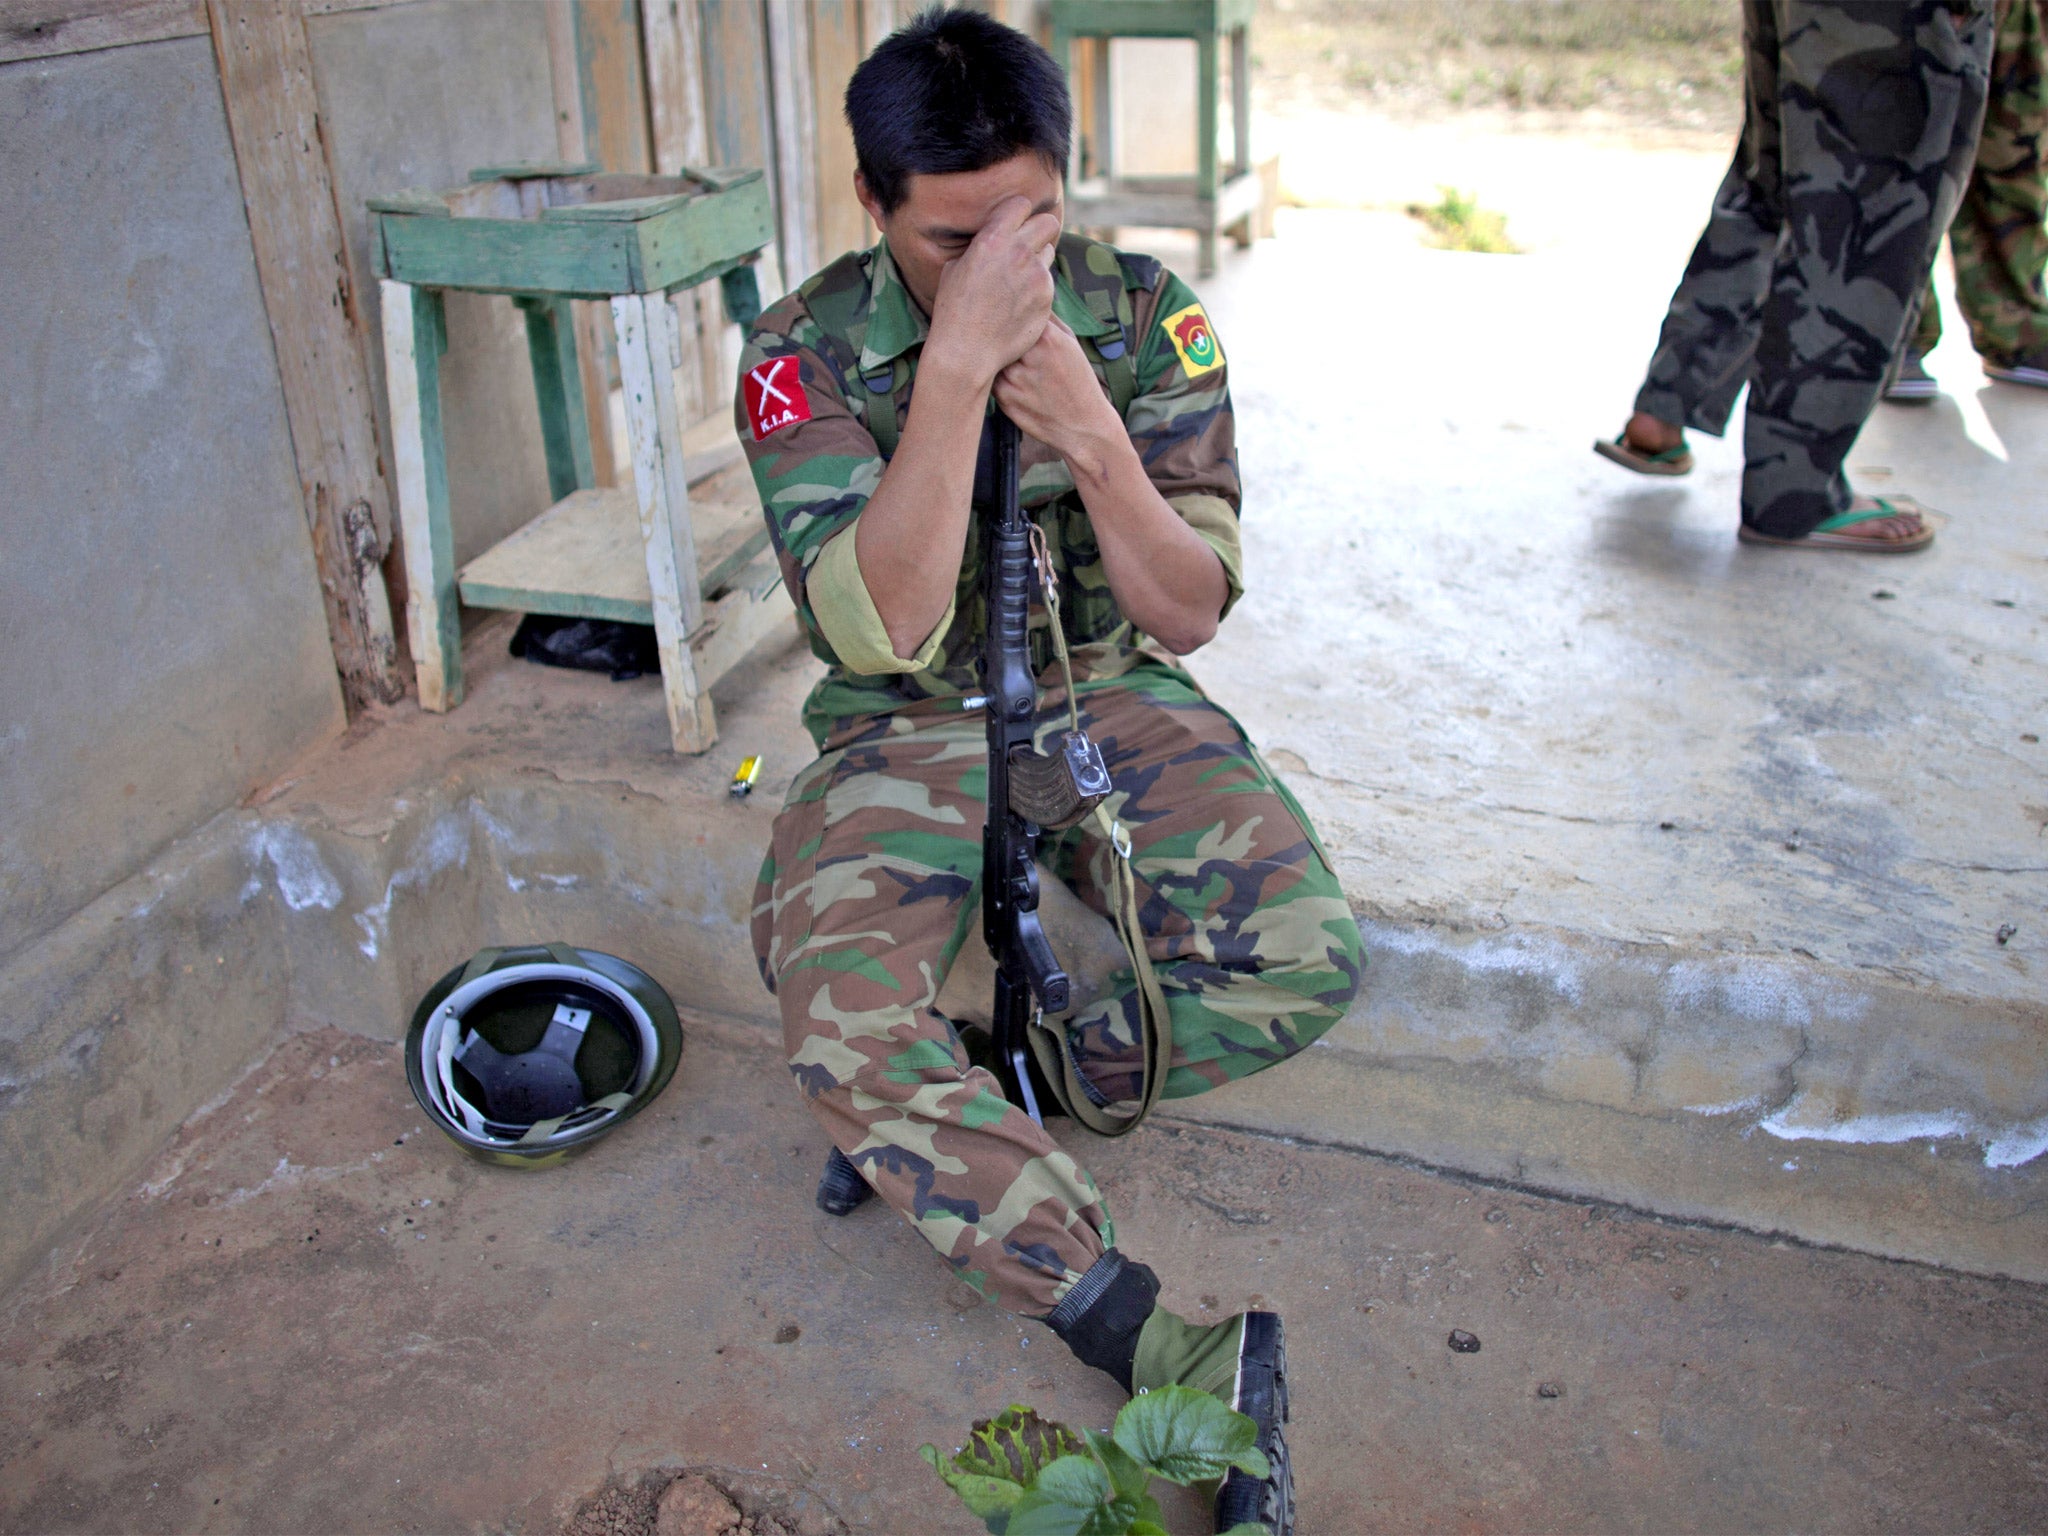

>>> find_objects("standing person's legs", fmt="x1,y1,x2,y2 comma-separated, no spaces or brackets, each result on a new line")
1740,0,1996,538
1040,665,1363,1110
1911,262,1946,359
1630,0,1787,439
753,705,1112,1315
1951,0,2048,371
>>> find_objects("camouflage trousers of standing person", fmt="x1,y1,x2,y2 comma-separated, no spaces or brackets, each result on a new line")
751,658,1365,1317
1912,0,2048,365
1632,0,1995,538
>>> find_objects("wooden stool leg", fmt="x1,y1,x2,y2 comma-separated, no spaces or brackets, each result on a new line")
1231,25,1252,179
517,295,596,500
378,279,462,711
1196,30,1220,277
1228,24,1256,249
1094,35,1115,185
1051,22,1076,179
611,291,717,754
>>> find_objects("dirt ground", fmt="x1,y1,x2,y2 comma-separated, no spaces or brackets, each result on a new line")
4,1020,2046,1534
1253,0,1742,131
1248,0,1744,238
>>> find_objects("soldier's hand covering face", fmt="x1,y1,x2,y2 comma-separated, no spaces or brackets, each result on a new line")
857,151,1065,390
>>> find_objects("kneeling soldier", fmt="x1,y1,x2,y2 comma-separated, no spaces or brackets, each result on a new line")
739,11,1363,1530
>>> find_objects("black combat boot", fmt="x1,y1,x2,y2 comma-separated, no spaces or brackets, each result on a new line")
815,1146,874,1215
1044,1250,1293,1535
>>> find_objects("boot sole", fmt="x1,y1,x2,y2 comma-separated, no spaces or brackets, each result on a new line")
1213,1312,1293,1533
1984,362,2048,389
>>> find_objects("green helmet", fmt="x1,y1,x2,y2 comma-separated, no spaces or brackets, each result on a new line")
404,943,683,1168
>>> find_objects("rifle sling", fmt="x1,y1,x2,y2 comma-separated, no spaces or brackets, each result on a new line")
1022,803,1174,1137
1015,540,1172,1137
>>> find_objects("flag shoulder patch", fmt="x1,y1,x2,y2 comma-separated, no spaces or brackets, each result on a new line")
1159,301,1223,379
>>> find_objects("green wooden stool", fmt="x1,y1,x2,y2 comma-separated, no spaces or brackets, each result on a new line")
370,163,780,753
1050,0,1258,276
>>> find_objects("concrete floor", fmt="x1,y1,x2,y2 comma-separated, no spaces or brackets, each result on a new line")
7,116,2048,1532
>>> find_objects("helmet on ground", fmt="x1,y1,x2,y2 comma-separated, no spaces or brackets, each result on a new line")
404,943,682,1168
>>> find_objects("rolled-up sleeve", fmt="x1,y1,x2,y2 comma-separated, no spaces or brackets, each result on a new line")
1167,491,1244,620
806,524,955,674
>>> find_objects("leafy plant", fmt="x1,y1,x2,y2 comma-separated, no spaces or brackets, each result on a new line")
1407,186,1520,254
919,1388,1270,1536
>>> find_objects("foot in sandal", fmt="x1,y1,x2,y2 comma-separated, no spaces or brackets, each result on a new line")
1737,495,1935,552
1592,411,1693,476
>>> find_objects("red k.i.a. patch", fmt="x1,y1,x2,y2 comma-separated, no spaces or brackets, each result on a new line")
744,355,812,441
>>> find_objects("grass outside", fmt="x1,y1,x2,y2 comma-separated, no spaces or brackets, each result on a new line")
1253,0,1744,131
1409,185,1522,252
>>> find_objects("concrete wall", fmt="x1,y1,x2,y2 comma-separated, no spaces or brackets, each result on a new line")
309,0,561,569
0,37,348,958
0,3,570,961
0,1,616,1292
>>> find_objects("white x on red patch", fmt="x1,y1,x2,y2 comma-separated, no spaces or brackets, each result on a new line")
744,355,812,441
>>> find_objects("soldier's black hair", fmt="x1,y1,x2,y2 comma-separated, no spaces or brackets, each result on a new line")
845,6,1071,215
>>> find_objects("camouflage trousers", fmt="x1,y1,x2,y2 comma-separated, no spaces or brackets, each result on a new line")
1633,0,1995,537
751,660,1364,1317
1912,0,2048,365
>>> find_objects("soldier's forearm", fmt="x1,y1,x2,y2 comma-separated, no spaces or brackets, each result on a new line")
1067,427,1228,654
856,356,990,658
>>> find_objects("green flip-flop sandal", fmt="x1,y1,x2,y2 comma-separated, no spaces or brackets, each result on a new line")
1593,431,1694,477
1737,498,1936,552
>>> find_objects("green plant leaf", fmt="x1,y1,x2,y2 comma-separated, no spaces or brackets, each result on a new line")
917,1444,1025,1530
1111,1385,1271,1485
955,1404,1087,1484
1082,1428,1154,1501
1006,1454,1136,1536
921,1407,1086,1532
1122,1493,1166,1529
1006,1494,1151,1536
1002,1494,1094,1536
1029,1453,1112,1507
1004,1491,1109,1535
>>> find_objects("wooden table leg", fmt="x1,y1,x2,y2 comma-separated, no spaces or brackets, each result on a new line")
612,290,718,754
378,279,462,712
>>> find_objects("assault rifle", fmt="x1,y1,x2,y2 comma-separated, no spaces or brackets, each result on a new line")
977,408,1113,1121
815,408,1111,1214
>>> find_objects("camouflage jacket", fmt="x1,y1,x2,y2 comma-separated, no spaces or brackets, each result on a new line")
736,234,1242,747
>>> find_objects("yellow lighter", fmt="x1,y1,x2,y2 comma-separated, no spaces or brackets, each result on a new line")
729,755,763,796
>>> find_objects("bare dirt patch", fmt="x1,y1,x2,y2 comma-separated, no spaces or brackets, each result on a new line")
562,1467,848,1536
